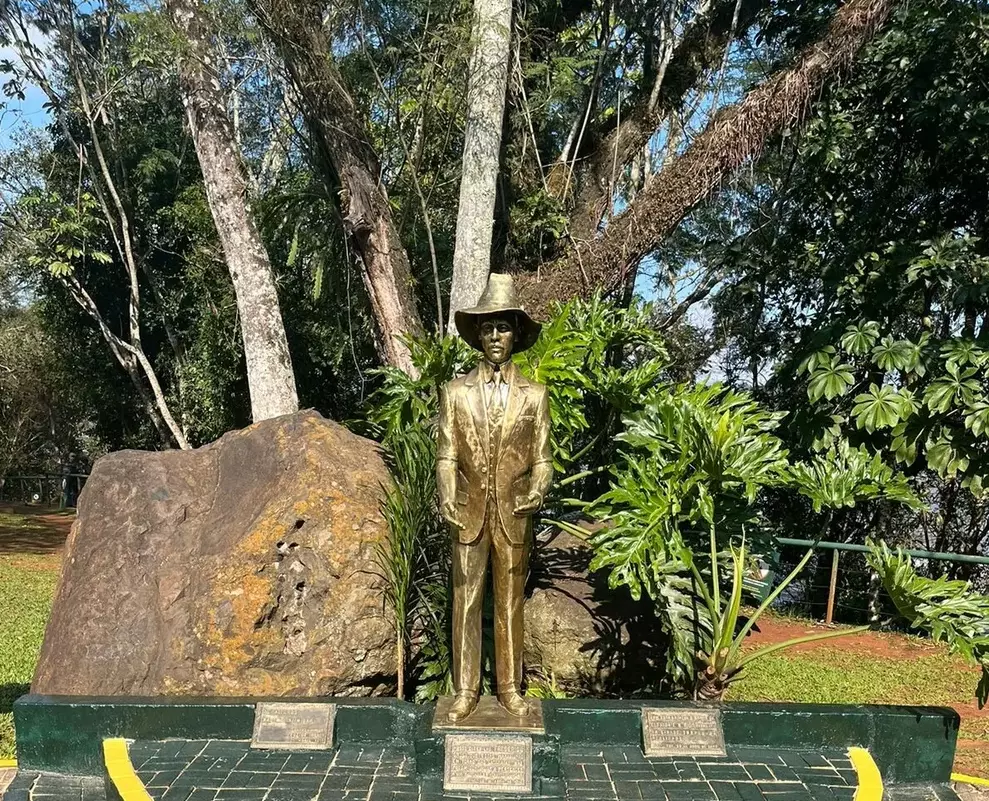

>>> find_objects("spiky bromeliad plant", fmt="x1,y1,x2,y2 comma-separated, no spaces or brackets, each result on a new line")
562,383,922,700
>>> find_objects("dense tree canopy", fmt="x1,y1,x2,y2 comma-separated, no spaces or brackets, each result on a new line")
0,0,985,565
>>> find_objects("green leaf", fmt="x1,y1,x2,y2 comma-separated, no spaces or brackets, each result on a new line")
926,435,955,476
924,366,981,413
840,321,880,355
798,346,836,375
808,358,855,402
851,384,907,432
868,540,989,707
942,339,986,368
891,421,920,466
287,225,301,267
871,337,917,372
964,400,989,437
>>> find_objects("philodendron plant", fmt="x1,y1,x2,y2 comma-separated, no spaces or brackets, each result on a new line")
867,539,989,708
564,383,922,700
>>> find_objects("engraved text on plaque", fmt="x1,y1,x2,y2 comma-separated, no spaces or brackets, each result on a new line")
444,734,532,793
641,707,726,757
251,702,336,750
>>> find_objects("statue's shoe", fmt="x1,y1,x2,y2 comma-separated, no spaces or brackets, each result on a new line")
447,693,479,723
498,691,531,718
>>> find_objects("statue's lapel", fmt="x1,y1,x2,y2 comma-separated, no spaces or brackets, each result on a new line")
463,368,487,463
501,363,529,446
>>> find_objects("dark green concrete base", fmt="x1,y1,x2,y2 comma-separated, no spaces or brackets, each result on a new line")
13,696,419,776
546,701,960,785
13,695,960,791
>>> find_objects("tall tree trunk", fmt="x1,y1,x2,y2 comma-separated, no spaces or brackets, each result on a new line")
519,0,900,316
168,0,299,421
250,0,423,376
448,0,514,326
449,0,512,329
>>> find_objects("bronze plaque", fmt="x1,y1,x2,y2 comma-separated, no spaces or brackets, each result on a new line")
251,702,335,750
443,734,532,793
641,707,726,757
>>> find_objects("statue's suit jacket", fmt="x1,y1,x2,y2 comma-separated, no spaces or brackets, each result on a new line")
437,361,554,545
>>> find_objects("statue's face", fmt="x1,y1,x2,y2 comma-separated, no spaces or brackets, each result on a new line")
479,316,516,365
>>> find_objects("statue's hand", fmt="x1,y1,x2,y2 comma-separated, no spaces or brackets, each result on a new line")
440,500,466,530
513,491,543,517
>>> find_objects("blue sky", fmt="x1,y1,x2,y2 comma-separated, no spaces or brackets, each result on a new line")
0,85,50,145
0,21,53,146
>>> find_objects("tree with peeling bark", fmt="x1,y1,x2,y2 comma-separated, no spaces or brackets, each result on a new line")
447,0,513,326
213,0,906,374
564,0,766,243
167,0,299,422
249,0,424,376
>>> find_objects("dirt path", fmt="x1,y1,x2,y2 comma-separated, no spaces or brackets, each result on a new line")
0,504,73,556
745,614,947,659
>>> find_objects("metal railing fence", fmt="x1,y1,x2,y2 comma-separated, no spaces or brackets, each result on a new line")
772,537,989,626
0,473,88,509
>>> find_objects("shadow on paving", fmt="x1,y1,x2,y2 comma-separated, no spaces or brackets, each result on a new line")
0,684,30,719
0,505,73,555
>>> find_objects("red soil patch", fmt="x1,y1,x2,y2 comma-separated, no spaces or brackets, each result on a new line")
0,504,73,556
956,741,989,777
744,613,943,660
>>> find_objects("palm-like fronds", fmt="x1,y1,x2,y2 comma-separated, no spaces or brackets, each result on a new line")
868,539,989,707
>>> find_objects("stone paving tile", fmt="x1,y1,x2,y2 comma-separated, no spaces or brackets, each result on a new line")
558,746,861,801
3,741,871,801
132,741,561,801
3,772,106,801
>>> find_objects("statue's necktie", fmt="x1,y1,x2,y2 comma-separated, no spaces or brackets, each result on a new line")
488,373,505,425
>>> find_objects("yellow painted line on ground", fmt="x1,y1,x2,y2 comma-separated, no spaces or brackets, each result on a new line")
103,739,154,801
848,747,883,801
953,773,989,787
0,758,16,768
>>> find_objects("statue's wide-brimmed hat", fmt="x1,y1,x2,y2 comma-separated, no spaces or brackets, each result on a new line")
454,274,542,353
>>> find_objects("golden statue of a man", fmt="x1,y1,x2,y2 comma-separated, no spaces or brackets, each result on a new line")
437,274,553,723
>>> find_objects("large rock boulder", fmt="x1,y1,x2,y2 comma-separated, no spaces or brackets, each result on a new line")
33,411,396,697
524,531,664,693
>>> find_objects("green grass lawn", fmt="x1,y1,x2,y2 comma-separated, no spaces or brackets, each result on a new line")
0,512,60,759
731,647,980,716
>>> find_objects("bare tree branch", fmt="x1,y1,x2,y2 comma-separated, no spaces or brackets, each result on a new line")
566,0,767,242
520,0,900,317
